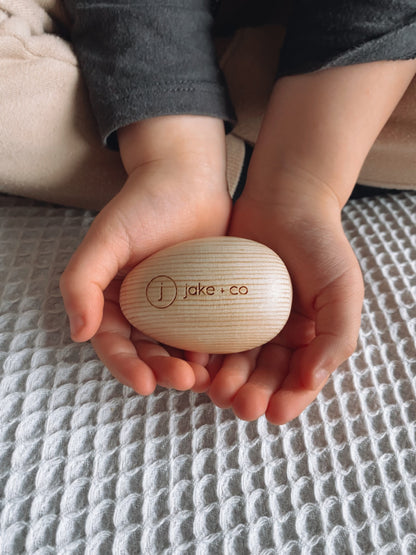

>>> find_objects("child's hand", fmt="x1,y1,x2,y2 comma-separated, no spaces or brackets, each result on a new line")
208,185,363,423
60,115,231,395
209,59,416,424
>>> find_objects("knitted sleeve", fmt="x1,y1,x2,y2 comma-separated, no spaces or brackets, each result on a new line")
279,0,416,76
64,0,234,148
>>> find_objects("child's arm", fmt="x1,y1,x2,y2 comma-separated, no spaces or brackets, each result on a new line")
209,59,416,424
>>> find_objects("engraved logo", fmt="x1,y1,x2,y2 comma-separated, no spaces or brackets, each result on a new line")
146,275,177,309
146,275,249,308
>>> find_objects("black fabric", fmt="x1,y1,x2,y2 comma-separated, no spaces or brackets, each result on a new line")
278,0,416,76
65,0,235,147
64,0,416,147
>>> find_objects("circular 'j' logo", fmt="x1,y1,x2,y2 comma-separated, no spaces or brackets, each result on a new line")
146,275,177,309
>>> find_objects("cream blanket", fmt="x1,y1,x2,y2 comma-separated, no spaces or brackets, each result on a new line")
0,0,126,209
1,0,416,210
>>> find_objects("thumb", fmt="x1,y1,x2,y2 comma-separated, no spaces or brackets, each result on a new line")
60,217,129,342
298,267,364,390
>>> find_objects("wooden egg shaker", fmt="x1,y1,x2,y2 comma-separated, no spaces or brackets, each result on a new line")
120,237,292,354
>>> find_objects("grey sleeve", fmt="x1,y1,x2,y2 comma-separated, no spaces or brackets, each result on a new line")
64,0,235,148
278,0,416,77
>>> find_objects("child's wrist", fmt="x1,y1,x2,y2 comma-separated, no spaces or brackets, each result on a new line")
243,161,344,224
246,60,416,211
118,115,226,177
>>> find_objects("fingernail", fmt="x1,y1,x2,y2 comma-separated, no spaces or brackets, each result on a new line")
312,368,330,390
69,314,85,339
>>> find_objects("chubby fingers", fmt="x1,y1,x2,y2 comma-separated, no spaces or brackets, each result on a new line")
92,300,157,396
299,268,364,390
266,270,364,425
60,213,130,342
92,295,210,394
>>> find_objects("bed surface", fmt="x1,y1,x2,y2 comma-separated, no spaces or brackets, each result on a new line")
0,192,415,554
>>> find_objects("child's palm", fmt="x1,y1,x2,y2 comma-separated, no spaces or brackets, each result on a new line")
208,196,364,424
60,160,231,394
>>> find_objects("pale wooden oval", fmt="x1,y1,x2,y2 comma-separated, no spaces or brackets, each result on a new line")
120,237,292,354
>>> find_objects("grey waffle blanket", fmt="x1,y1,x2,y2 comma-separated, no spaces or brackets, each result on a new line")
0,192,415,554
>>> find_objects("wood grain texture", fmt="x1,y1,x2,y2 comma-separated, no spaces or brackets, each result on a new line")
120,237,292,354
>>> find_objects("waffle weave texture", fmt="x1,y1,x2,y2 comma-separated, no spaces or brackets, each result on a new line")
0,192,415,554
